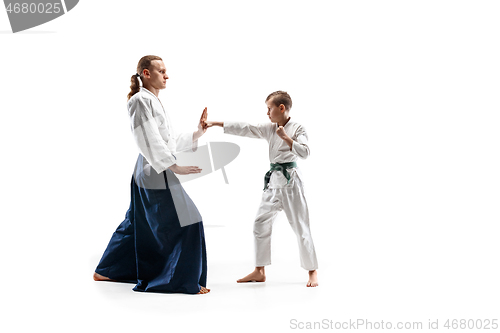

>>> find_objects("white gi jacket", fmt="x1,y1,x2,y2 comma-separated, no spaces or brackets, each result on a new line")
223,119,310,188
128,87,197,174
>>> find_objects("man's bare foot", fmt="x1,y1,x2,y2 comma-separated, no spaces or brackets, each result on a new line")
93,272,112,281
307,270,318,287
197,286,210,294
237,267,266,283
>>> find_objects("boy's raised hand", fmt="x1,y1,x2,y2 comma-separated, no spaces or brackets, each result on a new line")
276,126,289,140
277,126,294,150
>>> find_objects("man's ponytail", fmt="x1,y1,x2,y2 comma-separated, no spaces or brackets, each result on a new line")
127,74,141,101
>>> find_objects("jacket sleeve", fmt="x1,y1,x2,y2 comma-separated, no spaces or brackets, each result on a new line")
128,96,176,174
223,121,271,140
173,131,198,153
291,125,310,159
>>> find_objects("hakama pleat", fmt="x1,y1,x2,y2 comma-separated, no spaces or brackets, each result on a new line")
95,154,207,294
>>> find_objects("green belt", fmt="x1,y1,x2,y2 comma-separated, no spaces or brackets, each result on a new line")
263,162,297,190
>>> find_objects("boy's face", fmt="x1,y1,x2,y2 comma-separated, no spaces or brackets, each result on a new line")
266,99,284,123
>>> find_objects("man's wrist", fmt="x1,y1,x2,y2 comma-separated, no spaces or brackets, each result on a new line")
193,129,203,141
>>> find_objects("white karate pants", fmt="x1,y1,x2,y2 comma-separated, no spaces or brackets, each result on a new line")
253,174,318,270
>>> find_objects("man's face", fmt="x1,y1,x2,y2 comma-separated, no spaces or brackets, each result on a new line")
147,60,169,90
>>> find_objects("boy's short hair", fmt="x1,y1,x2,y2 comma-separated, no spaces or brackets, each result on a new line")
266,91,292,111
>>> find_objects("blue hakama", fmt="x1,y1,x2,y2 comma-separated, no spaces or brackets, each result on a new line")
95,154,207,294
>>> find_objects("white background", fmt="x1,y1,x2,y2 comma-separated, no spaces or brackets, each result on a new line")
1,1,499,332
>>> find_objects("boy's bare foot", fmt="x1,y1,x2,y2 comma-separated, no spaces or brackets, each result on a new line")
237,267,266,283
197,286,210,294
307,270,318,287
93,272,112,281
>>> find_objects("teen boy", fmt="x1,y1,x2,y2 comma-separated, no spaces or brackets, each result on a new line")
206,91,318,287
